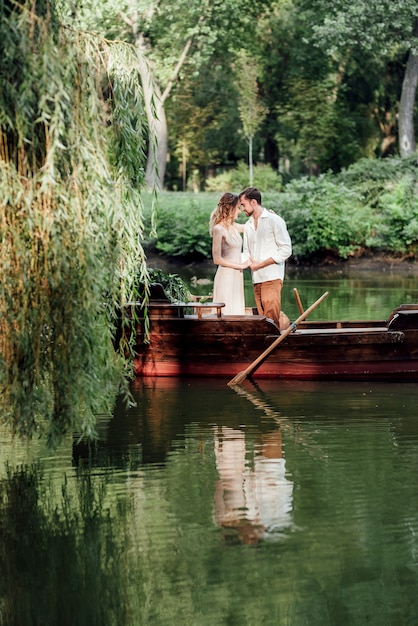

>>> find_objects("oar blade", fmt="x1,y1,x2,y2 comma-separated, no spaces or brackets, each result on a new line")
228,370,248,387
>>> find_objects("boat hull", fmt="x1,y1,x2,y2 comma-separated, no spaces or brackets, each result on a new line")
132,305,418,381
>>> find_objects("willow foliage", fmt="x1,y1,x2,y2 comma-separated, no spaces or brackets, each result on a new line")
0,0,154,445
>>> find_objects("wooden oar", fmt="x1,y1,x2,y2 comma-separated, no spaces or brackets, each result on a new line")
228,291,329,386
293,288,304,315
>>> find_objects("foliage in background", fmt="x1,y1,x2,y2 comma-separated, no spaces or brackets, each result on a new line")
372,174,418,255
276,78,359,175
273,177,370,259
304,0,418,158
143,157,418,261
148,197,214,258
336,155,418,254
205,162,282,193
56,0,417,190
0,0,153,444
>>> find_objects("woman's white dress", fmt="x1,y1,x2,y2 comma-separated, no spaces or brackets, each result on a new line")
213,225,246,315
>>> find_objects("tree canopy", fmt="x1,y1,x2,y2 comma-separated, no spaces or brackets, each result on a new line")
59,0,418,188
303,0,418,157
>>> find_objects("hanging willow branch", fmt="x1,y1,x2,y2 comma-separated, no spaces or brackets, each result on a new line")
0,0,155,445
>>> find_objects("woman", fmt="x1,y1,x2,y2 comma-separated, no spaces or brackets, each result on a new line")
209,192,251,315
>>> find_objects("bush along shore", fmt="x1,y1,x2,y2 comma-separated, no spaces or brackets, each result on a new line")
141,155,418,266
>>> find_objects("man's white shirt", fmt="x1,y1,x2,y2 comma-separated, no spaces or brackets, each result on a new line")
243,208,292,283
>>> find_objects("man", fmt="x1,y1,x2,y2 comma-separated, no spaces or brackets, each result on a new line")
239,186,292,327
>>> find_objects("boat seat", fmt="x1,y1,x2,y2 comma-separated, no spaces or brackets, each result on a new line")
142,301,225,319
145,283,225,318
184,302,225,319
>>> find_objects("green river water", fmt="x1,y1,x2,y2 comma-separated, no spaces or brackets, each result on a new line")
1,265,418,626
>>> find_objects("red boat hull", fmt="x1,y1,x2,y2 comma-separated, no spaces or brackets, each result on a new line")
132,303,418,381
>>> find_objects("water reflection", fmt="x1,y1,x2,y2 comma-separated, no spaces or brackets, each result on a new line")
212,383,295,544
0,463,131,626
214,425,293,544
3,377,418,625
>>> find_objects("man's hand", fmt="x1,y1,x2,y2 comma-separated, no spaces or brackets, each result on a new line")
250,257,275,271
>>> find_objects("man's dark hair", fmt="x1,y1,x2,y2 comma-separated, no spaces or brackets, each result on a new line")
239,187,262,205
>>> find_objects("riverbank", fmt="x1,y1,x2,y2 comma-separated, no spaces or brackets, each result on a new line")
308,253,418,274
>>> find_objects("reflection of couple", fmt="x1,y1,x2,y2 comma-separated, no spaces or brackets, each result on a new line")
213,426,294,544
209,187,292,327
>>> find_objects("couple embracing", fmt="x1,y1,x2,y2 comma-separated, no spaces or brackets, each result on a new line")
209,187,292,328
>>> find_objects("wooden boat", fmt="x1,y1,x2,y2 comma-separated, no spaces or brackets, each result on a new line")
130,284,418,381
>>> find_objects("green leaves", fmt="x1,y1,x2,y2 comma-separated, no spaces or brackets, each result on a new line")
235,50,268,145
275,155,418,259
0,0,152,445
154,199,213,258
307,0,418,54
144,155,418,262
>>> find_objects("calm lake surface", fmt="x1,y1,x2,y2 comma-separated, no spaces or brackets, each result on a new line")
2,265,418,626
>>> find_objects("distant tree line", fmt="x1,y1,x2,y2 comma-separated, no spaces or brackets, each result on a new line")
63,0,418,190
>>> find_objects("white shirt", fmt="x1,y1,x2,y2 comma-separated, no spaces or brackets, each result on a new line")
243,208,292,283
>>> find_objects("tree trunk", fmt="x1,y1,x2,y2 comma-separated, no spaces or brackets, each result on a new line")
135,50,168,190
127,5,205,190
145,93,168,191
248,137,253,186
398,49,418,157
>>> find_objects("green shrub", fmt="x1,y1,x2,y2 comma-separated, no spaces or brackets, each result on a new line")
270,176,371,259
369,174,418,253
204,170,235,192
337,154,418,207
151,197,213,258
141,157,418,262
205,162,282,192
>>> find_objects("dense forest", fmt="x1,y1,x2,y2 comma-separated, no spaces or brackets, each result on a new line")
0,0,417,441
64,0,418,190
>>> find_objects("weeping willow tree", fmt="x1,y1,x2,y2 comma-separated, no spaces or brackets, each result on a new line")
0,0,155,445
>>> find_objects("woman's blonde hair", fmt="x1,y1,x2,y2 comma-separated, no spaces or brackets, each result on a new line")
209,192,239,235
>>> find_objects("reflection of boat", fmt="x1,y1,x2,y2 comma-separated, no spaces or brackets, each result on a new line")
130,285,418,380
